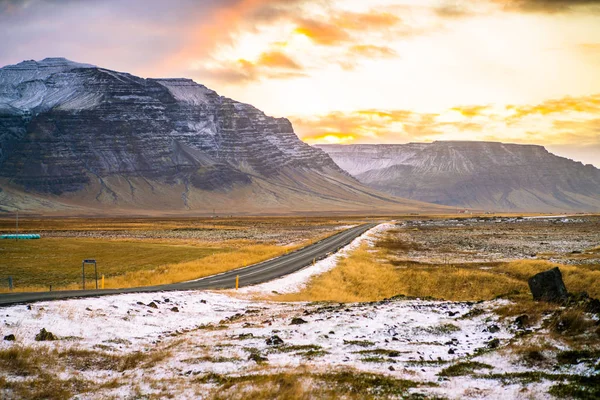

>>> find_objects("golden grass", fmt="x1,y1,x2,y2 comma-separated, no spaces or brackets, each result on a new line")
0,216,349,292
201,368,421,400
275,247,600,303
103,243,289,289
0,237,227,291
0,240,298,292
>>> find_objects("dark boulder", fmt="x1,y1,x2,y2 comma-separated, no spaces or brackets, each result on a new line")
35,328,57,341
3,334,15,341
265,335,284,346
528,267,569,302
290,317,308,325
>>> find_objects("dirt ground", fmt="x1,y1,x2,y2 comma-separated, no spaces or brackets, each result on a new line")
386,216,600,266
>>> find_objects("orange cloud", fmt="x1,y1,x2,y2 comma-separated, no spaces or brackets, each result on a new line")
492,0,600,13
450,105,490,117
199,50,304,83
257,50,302,69
294,10,403,46
349,45,397,58
291,109,445,144
336,11,401,30
507,94,600,119
294,19,351,45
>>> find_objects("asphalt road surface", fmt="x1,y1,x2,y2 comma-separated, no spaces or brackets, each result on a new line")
0,223,378,307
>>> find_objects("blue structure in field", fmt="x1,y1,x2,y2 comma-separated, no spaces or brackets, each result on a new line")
1,234,41,239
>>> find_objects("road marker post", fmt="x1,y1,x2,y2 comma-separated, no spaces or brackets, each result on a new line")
236,275,239,290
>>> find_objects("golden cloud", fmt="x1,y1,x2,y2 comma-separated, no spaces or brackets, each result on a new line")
349,45,397,58
257,51,302,69
491,0,600,13
292,109,447,144
450,105,490,117
294,19,352,45
199,50,304,83
506,94,600,119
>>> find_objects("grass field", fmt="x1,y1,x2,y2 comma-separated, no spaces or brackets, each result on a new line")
276,245,600,303
0,217,354,292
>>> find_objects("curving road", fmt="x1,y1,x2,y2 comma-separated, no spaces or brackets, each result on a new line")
0,223,377,307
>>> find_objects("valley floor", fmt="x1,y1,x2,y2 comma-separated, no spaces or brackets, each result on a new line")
0,217,599,399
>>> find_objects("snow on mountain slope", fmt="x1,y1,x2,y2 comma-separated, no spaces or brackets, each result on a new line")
317,142,600,212
0,58,444,214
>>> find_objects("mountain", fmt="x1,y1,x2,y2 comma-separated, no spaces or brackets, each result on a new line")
317,142,600,212
0,58,444,215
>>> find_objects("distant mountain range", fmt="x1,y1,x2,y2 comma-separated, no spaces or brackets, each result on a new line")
317,142,600,212
0,58,444,215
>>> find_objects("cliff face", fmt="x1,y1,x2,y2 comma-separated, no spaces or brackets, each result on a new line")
0,58,439,214
317,142,600,212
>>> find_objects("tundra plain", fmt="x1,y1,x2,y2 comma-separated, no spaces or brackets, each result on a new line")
0,215,599,399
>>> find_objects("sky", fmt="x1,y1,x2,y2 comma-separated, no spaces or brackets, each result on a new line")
1,0,599,167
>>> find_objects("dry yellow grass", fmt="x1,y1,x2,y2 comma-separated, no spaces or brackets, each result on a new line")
103,243,287,289
0,216,349,292
276,247,600,303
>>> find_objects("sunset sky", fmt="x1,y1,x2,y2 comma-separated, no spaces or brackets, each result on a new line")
1,0,599,166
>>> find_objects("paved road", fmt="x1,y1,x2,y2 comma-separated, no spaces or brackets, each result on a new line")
0,223,377,307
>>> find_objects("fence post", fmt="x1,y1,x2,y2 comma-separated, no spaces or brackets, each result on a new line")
82,261,85,290
8,276,13,291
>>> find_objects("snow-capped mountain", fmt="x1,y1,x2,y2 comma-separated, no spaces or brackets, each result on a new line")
317,142,600,212
0,58,442,214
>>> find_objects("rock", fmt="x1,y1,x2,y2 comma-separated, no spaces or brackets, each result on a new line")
35,328,57,341
515,315,530,330
266,335,284,346
170,307,179,312
147,302,158,309
485,325,500,333
388,366,395,371
290,317,308,325
248,353,268,363
3,334,15,341
487,338,500,349
448,349,455,354
388,351,401,357
528,267,569,302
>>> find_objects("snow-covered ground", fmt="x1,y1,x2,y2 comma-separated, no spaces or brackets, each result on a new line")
0,290,559,399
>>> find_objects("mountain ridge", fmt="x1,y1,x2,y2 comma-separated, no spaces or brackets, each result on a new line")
317,142,600,212
0,58,446,214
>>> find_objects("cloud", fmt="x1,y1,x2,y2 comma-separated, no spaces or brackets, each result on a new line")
292,109,449,144
349,45,397,58
197,50,305,83
294,19,351,45
450,105,490,117
256,51,302,69
293,10,403,46
491,0,600,13
506,94,600,120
